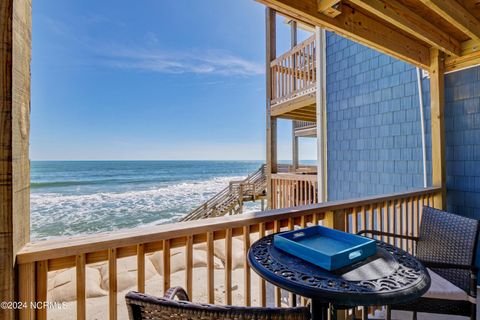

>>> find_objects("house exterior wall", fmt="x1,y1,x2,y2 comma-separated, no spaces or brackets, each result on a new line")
325,32,480,220
445,66,480,220
325,32,431,201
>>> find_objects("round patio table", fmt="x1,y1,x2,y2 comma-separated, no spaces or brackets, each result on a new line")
248,233,431,320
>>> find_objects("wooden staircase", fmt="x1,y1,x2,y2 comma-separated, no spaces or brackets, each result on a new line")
180,165,266,221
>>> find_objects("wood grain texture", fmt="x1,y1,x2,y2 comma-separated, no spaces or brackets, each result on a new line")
224,229,232,305
429,48,446,209
0,3,14,318
206,232,214,304
420,0,480,40
35,261,47,320
108,248,117,320
350,0,461,56
18,262,35,320
1,1,31,319
185,236,193,298
137,244,145,293
257,0,430,69
266,7,277,209
243,226,251,306
76,254,86,320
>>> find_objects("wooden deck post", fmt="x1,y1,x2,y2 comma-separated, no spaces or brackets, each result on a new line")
315,27,327,203
266,8,277,209
429,48,446,209
290,21,299,170
1,1,31,319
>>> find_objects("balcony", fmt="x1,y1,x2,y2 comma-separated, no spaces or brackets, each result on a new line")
270,35,317,121
16,187,441,320
293,121,316,137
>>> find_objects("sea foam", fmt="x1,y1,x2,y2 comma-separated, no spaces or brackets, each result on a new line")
31,175,257,241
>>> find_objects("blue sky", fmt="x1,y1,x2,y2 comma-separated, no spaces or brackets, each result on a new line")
31,0,316,160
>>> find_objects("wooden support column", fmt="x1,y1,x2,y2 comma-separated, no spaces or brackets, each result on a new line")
266,8,277,209
429,48,446,209
1,1,31,319
291,21,299,170
315,27,327,203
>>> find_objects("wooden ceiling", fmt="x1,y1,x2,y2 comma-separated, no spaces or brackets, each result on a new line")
256,0,480,72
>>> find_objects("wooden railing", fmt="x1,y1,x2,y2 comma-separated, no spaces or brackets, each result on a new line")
277,164,317,174
270,35,316,105
16,187,441,320
271,173,318,209
181,165,266,221
293,121,315,130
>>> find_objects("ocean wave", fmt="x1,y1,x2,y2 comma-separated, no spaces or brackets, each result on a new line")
30,175,253,241
31,177,171,188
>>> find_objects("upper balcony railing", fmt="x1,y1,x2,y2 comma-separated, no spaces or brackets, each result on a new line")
16,186,441,320
293,120,315,130
270,35,316,106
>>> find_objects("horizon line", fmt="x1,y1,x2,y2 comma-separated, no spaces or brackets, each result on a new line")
30,159,318,162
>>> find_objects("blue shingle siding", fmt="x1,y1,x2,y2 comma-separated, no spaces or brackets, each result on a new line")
326,32,431,201
325,33,480,220
445,66,480,220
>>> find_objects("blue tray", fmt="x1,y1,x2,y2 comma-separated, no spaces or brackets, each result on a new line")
273,226,376,271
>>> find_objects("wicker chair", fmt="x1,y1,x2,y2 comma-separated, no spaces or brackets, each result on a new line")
126,287,311,320
358,206,479,320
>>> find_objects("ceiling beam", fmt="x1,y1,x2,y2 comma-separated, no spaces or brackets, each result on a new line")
445,51,480,73
256,0,430,69
317,0,342,18
419,0,480,41
349,0,461,56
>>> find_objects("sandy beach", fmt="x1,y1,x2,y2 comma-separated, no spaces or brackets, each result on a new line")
46,235,290,320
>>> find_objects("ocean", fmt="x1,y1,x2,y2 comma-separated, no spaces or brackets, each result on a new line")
30,160,264,241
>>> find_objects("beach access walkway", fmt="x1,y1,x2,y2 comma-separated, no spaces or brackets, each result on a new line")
181,165,267,221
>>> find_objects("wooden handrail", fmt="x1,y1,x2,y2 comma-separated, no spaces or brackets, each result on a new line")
271,173,317,181
270,35,316,66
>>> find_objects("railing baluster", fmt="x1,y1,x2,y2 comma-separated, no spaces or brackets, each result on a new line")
352,207,358,234
372,203,383,241
76,253,86,320
413,196,419,255
396,201,404,249
370,204,375,236
407,198,413,253
108,248,117,320
381,202,387,242
274,220,281,307
243,227,251,306
225,229,232,305
137,244,145,293
308,43,312,85
36,261,48,320
301,214,306,228
206,232,215,304
162,240,170,294
287,219,297,307
18,262,35,320
185,236,193,298
361,206,367,232
402,199,408,250
258,223,267,307
313,211,319,225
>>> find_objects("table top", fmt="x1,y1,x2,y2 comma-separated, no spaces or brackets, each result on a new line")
248,233,431,307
